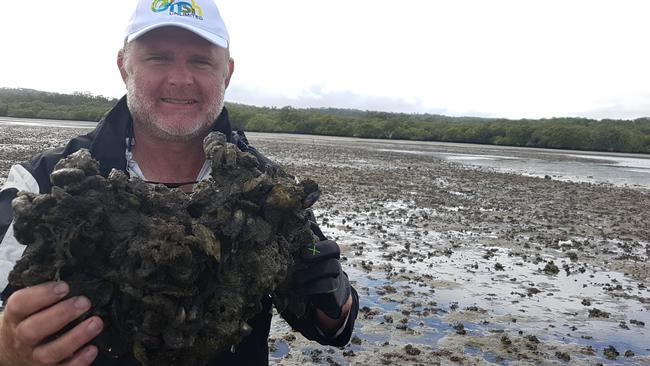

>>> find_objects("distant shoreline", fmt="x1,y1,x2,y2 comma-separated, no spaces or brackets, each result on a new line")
2,87,649,154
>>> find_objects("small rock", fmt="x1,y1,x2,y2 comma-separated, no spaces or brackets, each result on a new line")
453,323,466,335
581,346,596,355
283,334,296,342
543,261,560,275
527,287,541,296
465,305,483,312
500,335,512,346
404,344,421,356
525,335,540,344
555,351,571,362
630,319,645,327
342,350,356,357
603,345,619,360
588,308,610,318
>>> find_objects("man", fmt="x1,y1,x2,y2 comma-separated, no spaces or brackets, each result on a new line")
0,1,359,365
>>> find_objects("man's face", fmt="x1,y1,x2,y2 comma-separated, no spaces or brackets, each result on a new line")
118,26,233,141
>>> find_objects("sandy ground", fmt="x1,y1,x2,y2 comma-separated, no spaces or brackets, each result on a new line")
1,125,649,365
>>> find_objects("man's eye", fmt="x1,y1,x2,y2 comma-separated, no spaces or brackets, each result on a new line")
192,59,214,67
147,56,167,62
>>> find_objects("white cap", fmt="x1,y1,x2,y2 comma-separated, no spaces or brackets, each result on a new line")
125,0,229,48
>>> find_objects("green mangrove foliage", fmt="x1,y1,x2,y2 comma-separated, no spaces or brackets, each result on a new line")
227,104,650,154
1,88,648,153
0,88,118,121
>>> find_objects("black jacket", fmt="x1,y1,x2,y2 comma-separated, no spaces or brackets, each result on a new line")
0,97,359,365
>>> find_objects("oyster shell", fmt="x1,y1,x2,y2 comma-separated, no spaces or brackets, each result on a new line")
8,132,319,365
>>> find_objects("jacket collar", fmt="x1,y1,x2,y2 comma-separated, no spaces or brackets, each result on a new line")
88,95,233,176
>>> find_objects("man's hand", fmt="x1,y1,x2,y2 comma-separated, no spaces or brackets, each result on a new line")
295,240,352,323
0,281,103,366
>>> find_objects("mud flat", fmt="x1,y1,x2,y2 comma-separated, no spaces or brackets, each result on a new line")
1,124,649,365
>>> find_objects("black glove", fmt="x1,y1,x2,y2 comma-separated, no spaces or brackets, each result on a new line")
294,240,351,319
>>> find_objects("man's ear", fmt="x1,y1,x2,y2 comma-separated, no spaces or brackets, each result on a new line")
117,49,128,83
224,57,235,89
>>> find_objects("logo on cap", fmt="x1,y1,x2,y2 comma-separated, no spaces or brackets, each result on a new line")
151,0,203,20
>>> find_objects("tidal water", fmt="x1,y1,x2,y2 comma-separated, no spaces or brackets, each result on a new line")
0,116,98,129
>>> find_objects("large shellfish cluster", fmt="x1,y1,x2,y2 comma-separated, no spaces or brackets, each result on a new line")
8,132,319,365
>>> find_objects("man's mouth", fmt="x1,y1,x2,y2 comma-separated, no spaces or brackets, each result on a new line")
161,98,197,105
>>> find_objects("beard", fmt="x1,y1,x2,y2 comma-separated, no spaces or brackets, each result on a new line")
126,78,225,142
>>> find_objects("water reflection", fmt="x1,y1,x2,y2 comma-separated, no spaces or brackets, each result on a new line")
377,148,650,188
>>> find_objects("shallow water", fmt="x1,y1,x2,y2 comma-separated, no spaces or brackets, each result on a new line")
299,191,650,364
322,208,650,364
377,148,650,189
0,117,97,129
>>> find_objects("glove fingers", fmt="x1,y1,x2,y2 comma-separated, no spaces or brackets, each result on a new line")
297,276,339,296
294,258,341,285
294,239,351,319
331,272,351,306
300,240,340,263
308,274,352,319
305,272,350,301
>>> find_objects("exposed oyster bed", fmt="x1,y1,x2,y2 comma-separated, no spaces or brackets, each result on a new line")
254,134,650,366
1,124,649,365
5,131,319,365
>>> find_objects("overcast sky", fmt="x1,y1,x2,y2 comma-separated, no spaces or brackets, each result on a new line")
1,0,648,119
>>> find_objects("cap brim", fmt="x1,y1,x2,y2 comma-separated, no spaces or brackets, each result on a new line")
127,23,228,49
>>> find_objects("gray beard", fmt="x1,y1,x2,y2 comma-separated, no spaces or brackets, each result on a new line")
125,81,224,142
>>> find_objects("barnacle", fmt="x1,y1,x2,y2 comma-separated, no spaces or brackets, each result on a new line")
8,132,320,365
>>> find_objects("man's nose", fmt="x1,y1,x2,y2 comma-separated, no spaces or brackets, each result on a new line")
166,62,194,86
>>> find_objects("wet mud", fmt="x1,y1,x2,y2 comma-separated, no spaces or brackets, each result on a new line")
1,125,648,365
254,134,649,366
